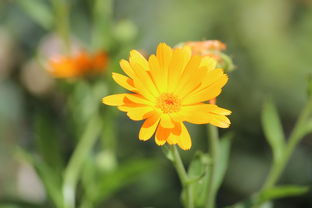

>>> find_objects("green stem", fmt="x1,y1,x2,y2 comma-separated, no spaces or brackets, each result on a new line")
205,125,220,208
50,0,71,53
169,145,194,208
62,116,102,208
91,0,113,50
262,96,312,190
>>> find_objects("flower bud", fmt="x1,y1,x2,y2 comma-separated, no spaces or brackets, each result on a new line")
177,40,235,73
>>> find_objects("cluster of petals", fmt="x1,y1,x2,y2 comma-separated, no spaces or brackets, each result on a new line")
184,40,226,61
102,43,231,150
47,51,108,78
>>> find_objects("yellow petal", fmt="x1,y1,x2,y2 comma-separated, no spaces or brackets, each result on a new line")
208,114,231,128
112,73,136,91
167,133,178,145
102,94,127,106
177,66,208,99
155,137,166,146
129,50,149,70
130,61,159,100
211,105,232,115
159,114,175,128
139,112,160,141
179,104,231,127
182,74,228,105
155,125,170,145
120,59,135,79
156,43,173,69
174,56,205,97
200,56,217,70
177,123,192,150
167,46,192,92
155,43,173,91
149,54,165,92
118,106,153,121
126,94,153,105
194,68,225,93
166,121,182,145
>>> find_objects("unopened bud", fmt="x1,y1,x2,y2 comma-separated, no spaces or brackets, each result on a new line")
177,40,235,73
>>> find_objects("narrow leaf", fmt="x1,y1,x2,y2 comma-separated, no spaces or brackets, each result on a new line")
15,148,63,208
261,100,285,162
259,185,309,203
93,158,156,205
214,132,233,190
186,152,211,207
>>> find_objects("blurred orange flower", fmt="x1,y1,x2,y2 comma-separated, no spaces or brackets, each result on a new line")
184,40,226,61
102,43,231,150
47,51,108,78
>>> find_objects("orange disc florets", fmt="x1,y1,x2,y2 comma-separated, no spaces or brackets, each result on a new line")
156,93,181,114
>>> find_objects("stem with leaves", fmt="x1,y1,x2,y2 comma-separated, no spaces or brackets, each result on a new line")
169,145,194,208
205,125,220,208
62,116,102,208
262,96,312,190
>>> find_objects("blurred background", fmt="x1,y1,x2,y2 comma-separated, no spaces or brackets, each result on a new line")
1,0,312,207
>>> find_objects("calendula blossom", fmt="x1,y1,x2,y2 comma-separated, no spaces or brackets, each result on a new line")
184,40,226,57
47,51,108,78
102,43,231,150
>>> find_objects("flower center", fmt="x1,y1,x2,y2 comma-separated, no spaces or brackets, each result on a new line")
156,93,181,114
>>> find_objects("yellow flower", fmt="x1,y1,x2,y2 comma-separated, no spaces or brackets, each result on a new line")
102,43,231,150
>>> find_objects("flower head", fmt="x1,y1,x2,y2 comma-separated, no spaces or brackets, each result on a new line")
102,43,231,150
47,51,108,78
184,40,226,58
183,40,234,73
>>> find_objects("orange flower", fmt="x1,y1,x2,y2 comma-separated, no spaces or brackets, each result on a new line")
184,40,226,60
102,43,231,150
47,51,108,78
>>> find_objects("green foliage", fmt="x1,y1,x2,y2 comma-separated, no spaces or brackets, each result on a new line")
187,152,211,207
184,133,233,208
34,113,63,173
91,158,156,205
261,100,285,162
161,145,175,162
15,0,53,29
229,185,309,208
258,185,309,203
63,116,102,208
0,201,43,208
214,132,233,191
15,148,63,208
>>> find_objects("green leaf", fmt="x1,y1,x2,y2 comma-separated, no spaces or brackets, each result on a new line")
226,201,273,208
259,185,309,203
34,113,63,173
227,186,309,208
63,116,102,208
0,199,43,208
15,0,53,29
92,158,156,205
187,151,210,182
185,152,211,207
15,148,63,208
261,100,285,162
302,118,312,137
214,132,233,190
92,0,113,50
